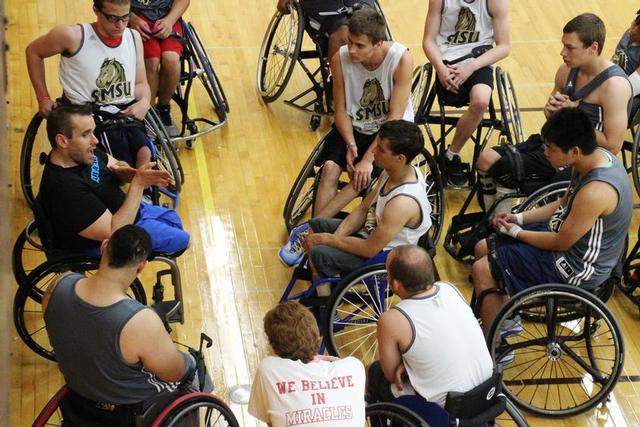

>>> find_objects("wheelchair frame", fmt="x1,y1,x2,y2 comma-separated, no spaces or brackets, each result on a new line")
256,0,391,130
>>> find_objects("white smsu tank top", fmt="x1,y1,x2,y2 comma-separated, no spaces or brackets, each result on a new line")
340,42,414,135
436,0,494,63
59,24,137,105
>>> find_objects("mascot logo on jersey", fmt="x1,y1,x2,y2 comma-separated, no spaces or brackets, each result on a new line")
446,7,480,45
92,58,132,104
355,78,389,121
137,0,152,4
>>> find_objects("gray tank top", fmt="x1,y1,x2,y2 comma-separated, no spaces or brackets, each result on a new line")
131,0,173,21
44,273,180,404
549,150,632,289
563,65,629,131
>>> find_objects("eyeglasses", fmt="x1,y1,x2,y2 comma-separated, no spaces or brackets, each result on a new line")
99,9,130,23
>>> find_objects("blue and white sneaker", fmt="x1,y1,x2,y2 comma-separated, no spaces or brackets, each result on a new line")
498,350,515,367
500,315,523,339
278,223,311,266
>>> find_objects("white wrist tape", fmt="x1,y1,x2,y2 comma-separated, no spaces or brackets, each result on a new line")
515,213,524,226
629,71,640,97
499,224,522,239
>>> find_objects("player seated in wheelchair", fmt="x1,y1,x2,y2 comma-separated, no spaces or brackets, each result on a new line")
276,0,376,60
472,107,632,337
476,13,631,211
42,225,209,426
422,0,510,186
612,9,640,126
280,121,431,294
367,245,494,410
129,0,190,137
25,0,153,168
39,104,189,255
312,8,414,219
249,301,366,426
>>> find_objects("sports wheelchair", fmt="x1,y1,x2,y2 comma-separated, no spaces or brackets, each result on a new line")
256,0,391,130
283,140,445,245
169,19,229,147
412,62,524,188
19,106,184,209
12,201,187,361
32,334,240,427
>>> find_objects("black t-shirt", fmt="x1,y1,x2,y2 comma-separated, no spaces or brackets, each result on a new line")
39,150,126,251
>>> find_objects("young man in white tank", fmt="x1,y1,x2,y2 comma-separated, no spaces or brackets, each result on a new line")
26,0,153,167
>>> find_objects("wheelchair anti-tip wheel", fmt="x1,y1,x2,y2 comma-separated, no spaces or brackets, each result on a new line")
257,1,304,103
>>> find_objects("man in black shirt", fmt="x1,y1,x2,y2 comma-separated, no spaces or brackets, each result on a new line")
39,103,189,253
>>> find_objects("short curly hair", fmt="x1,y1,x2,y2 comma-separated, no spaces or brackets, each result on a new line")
263,301,320,363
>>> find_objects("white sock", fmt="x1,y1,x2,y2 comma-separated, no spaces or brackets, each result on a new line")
445,149,459,161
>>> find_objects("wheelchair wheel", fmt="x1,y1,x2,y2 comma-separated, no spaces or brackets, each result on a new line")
365,402,428,427
12,222,48,301
146,109,184,195
486,284,624,417
257,1,304,103
150,392,239,427
494,399,529,427
514,180,569,213
14,259,146,361
32,386,68,427
410,63,433,122
496,67,525,146
325,264,394,367
372,0,393,41
283,138,325,231
631,127,640,198
20,113,47,208
414,148,445,245
184,21,229,122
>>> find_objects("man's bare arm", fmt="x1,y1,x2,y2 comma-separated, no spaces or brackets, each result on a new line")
597,76,632,154
121,30,151,120
422,0,456,91
377,310,408,382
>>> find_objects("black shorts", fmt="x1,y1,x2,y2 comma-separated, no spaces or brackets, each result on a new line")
315,125,378,170
490,135,558,189
300,0,375,41
435,65,494,108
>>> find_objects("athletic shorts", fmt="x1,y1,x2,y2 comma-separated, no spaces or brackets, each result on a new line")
435,66,493,108
96,116,149,168
136,203,190,254
300,0,375,41
138,14,184,59
315,125,381,175
488,223,562,295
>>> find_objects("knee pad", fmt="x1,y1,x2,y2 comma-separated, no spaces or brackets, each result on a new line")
487,145,524,189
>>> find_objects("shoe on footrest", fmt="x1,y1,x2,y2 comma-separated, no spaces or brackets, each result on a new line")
278,223,311,267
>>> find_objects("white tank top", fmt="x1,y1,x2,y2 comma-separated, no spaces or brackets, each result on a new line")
59,24,137,105
340,42,414,135
436,0,494,63
394,282,493,406
375,166,431,250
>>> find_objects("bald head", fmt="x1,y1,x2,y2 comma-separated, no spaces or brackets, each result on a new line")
387,245,435,293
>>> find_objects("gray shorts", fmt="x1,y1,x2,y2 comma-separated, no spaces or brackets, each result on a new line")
308,217,366,277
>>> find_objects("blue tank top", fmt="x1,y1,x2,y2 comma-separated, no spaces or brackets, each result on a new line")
549,150,632,289
44,273,180,404
612,30,640,76
564,65,629,131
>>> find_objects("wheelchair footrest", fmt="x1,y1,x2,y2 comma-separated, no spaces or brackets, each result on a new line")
152,300,183,323
444,211,492,264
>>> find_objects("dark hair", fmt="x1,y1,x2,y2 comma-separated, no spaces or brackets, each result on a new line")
635,9,640,26
388,245,435,293
541,107,597,154
93,0,130,10
263,301,320,363
348,8,386,44
106,225,152,269
46,103,94,149
378,120,424,163
563,13,606,55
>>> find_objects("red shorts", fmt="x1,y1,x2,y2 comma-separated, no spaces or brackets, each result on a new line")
138,14,184,59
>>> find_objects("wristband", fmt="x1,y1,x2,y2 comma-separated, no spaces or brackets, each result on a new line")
499,224,522,239
515,213,524,226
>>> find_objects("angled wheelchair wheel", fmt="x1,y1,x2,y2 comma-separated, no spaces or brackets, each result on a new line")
146,109,184,195
20,113,47,208
325,264,395,367
514,181,569,213
365,402,428,427
411,63,433,122
150,392,240,427
257,1,304,103
32,386,68,427
283,138,325,231
372,0,393,41
632,126,640,198
414,148,445,245
12,221,47,292
184,21,229,122
486,284,624,417
496,67,525,146
14,259,146,361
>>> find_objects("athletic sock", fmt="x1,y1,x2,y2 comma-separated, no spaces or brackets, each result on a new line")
478,170,496,210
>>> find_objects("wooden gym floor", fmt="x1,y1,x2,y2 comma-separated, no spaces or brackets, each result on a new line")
3,0,640,425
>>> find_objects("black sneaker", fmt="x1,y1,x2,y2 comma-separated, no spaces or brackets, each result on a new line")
444,155,470,187
156,104,180,137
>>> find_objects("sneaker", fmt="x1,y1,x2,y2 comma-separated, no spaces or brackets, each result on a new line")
444,155,470,187
278,223,310,266
156,104,180,138
500,315,523,339
497,350,515,367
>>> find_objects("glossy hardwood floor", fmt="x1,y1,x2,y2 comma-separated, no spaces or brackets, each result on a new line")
4,0,640,426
